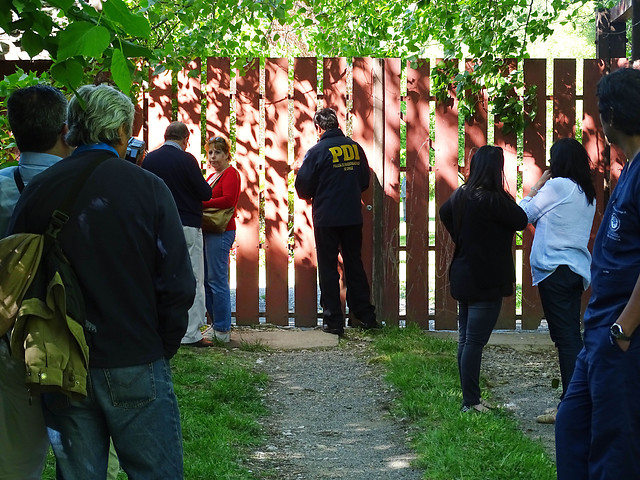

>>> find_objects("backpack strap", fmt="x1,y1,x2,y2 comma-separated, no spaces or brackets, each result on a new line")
45,151,114,241
13,168,25,193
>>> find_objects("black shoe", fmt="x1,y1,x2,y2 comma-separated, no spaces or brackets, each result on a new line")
182,338,215,348
322,324,344,336
354,318,381,330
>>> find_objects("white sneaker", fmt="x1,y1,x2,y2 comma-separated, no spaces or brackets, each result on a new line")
201,325,214,340
214,330,230,343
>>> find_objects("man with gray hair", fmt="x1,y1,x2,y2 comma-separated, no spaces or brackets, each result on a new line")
0,84,72,480
8,84,194,479
142,121,212,347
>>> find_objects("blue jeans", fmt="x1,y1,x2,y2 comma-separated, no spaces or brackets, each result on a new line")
43,358,183,480
204,229,235,333
457,299,502,407
537,265,584,399
556,326,640,479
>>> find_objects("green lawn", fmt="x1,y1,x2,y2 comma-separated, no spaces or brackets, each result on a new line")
41,327,556,479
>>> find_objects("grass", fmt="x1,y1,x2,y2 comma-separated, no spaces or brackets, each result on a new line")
41,326,556,479
372,325,556,480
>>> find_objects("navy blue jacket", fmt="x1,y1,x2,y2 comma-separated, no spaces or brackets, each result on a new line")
9,150,194,367
142,144,211,228
295,129,370,227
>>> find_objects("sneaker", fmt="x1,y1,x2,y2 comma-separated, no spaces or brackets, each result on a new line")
536,408,557,424
462,403,491,413
213,330,230,343
201,325,214,340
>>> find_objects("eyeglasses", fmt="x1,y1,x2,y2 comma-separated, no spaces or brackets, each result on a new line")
209,136,225,142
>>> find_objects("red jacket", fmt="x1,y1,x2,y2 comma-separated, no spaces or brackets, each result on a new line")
203,166,241,231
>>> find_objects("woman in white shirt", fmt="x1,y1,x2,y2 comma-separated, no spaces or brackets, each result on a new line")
520,138,596,424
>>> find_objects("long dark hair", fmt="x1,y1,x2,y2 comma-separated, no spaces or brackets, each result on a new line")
549,138,596,205
463,145,513,201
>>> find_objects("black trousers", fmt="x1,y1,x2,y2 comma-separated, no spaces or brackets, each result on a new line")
314,224,375,327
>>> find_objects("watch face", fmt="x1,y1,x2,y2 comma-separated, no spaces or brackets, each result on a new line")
611,323,626,338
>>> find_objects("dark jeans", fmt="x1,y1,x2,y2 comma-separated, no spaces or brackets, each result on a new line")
43,358,183,480
537,265,584,399
457,299,502,407
314,224,375,327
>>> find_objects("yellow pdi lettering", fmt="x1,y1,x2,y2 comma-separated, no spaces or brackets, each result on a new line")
329,147,343,163
342,145,354,161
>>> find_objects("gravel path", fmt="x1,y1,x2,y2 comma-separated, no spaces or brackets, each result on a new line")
245,333,560,478
249,343,422,479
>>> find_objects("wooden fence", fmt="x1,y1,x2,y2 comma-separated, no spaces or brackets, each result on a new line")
1,57,630,330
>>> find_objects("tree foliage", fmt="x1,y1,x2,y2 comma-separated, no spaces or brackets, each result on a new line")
0,0,617,128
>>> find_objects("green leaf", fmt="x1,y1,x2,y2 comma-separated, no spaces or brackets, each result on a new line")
102,0,151,39
20,30,44,57
110,48,132,95
50,58,85,89
57,22,111,60
46,0,75,11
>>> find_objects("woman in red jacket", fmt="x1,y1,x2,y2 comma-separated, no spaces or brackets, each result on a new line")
202,135,241,343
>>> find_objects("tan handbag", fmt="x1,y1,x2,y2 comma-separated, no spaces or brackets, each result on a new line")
202,168,238,233
202,206,235,233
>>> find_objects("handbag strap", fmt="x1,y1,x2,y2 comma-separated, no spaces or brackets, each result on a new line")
13,167,25,193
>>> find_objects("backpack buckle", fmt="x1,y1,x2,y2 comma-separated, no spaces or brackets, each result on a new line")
45,210,70,239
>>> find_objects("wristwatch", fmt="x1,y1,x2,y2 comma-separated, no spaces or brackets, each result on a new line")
610,322,632,341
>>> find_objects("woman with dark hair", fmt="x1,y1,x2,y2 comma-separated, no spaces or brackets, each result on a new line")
519,137,596,424
202,135,241,343
440,145,528,413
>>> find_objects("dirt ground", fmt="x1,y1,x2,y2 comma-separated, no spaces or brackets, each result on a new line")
243,329,560,478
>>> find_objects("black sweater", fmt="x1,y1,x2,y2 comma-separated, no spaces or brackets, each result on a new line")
9,150,195,367
439,188,528,302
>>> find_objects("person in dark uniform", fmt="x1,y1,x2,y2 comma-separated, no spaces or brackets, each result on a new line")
295,107,379,335
555,67,640,480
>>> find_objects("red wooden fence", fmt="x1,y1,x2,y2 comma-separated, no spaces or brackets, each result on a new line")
1,57,628,330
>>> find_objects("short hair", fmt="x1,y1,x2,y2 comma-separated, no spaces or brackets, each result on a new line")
66,84,135,147
7,85,68,152
206,134,231,155
313,108,339,130
164,121,189,141
597,67,640,136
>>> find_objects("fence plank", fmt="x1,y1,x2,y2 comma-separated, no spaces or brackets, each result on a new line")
235,59,261,325
148,70,172,151
293,57,319,327
352,58,376,317
405,59,430,327
494,59,518,330
264,58,290,325
582,59,608,241
380,58,401,326
434,59,459,330
521,58,547,328
178,59,202,160
553,58,576,141
206,57,231,165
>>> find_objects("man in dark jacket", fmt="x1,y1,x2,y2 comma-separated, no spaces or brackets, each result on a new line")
9,84,193,479
295,107,378,335
142,121,212,347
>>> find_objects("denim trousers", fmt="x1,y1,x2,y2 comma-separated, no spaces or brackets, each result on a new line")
204,229,235,333
537,265,584,399
556,326,640,479
313,224,375,326
43,358,183,480
457,299,502,406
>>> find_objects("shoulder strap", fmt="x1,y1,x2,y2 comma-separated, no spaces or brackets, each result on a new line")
13,168,25,193
46,152,113,241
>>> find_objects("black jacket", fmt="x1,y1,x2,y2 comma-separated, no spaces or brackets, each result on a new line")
439,188,528,301
9,150,194,367
295,129,370,227
142,144,212,228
